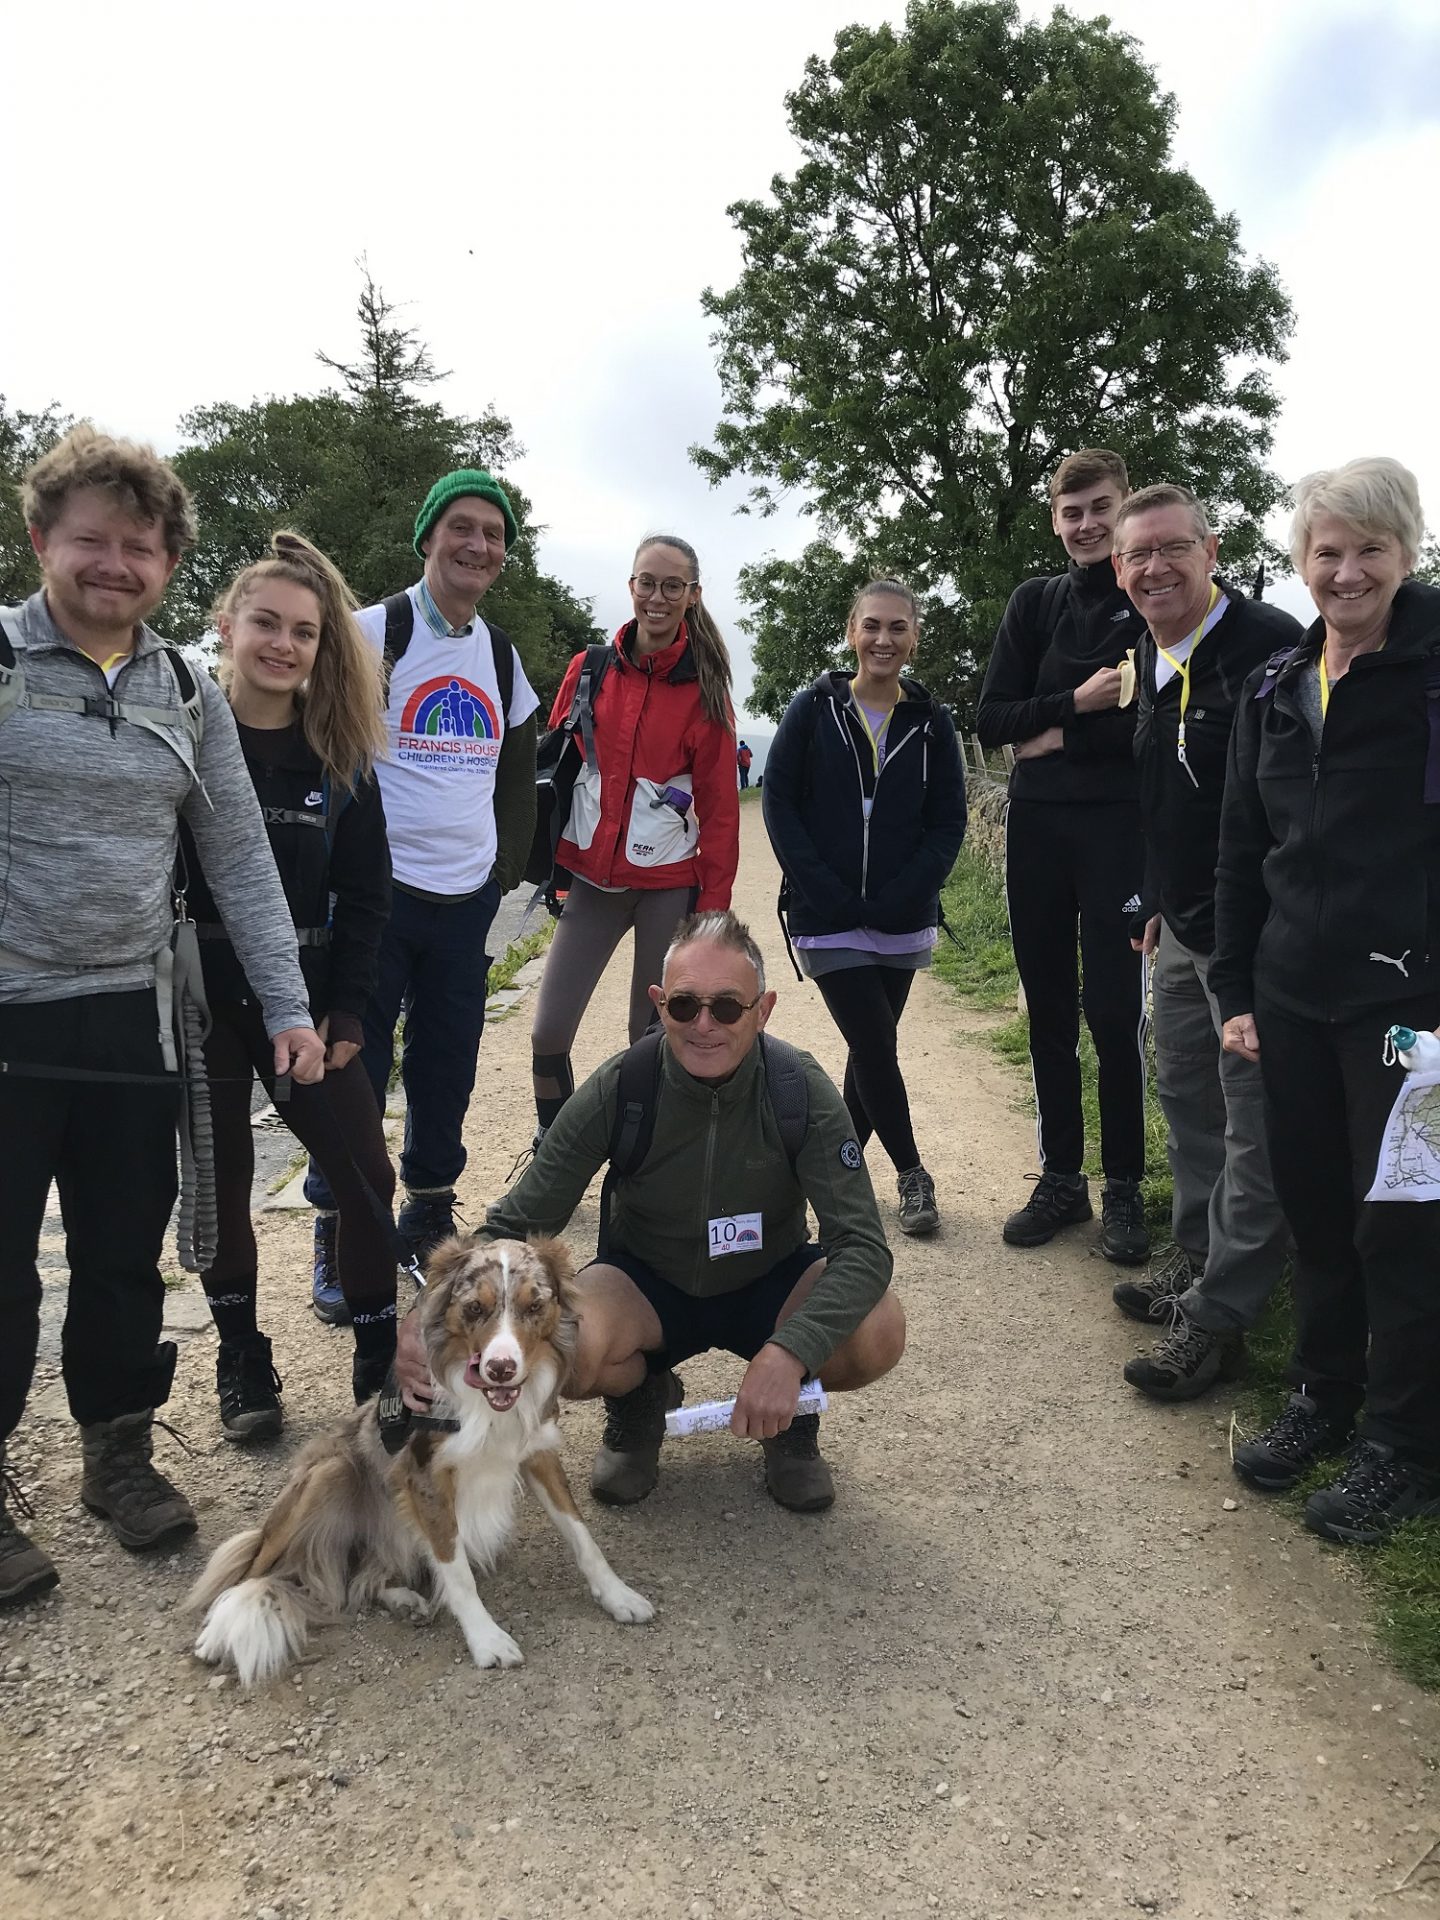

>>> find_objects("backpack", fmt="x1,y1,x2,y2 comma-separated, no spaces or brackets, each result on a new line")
523,642,613,895
596,1028,810,1259
738,745,753,769
0,605,205,772
380,591,516,716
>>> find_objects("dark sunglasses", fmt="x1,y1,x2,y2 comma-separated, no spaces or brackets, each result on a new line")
658,991,761,1026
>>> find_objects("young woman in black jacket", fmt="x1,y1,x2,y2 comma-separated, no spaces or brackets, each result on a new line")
763,579,967,1234
182,533,395,1439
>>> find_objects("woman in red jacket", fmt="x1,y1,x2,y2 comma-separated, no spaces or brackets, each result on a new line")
530,535,739,1142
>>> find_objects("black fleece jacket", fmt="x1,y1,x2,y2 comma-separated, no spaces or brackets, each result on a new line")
763,671,967,937
1211,581,1440,1022
181,720,392,1024
977,558,1146,805
1134,580,1303,954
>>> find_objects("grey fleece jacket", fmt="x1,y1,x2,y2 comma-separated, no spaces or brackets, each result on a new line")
0,592,311,1034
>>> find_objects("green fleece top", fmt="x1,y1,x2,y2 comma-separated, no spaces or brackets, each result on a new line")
479,1036,893,1376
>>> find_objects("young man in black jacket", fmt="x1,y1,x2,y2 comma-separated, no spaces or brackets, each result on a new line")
1109,486,1301,1398
977,450,1150,1264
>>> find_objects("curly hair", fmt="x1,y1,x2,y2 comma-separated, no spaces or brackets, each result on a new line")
23,423,197,556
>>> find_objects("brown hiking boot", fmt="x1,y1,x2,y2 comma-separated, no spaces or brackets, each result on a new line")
79,1410,197,1550
1,1447,58,1608
760,1413,835,1513
590,1370,683,1506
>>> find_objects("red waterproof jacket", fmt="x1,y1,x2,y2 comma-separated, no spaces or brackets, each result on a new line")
551,621,739,908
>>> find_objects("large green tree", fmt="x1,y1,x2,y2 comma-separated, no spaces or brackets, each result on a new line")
0,395,74,604
166,268,599,704
695,0,1294,719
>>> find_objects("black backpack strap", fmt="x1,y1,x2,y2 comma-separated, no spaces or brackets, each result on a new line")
1038,572,1070,638
597,1029,665,1260
1254,643,1301,701
489,621,516,721
382,592,415,679
575,642,612,762
758,1032,809,1169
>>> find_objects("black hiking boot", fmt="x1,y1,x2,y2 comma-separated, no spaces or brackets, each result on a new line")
1002,1172,1092,1248
215,1334,284,1443
590,1371,683,1506
352,1347,396,1406
1099,1180,1150,1266
1113,1243,1199,1323
1124,1309,1245,1402
897,1165,940,1236
760,1413,835,1513
1304,1442,1440,1545
79,1410,197,1550
1232,1392,1355,1493
0,1446,58,1608
397,1188,460,1270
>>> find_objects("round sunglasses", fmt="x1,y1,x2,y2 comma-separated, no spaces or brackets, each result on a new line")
658,990,761,1026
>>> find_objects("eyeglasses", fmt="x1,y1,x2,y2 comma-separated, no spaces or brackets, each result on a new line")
1115,538,1202,568
630,573,695,603
658,990,760,1025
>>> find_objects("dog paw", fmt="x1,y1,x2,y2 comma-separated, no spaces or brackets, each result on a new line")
467,1628,524,1670
378,1586,431,1623
597,1580,655,1625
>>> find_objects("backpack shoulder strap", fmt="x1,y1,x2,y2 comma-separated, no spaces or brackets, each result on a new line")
1254,643,1302,701
597,1028,665,1260
758,1032,809,1170
488,620,516,721
572,642,613,762
1038,572,1071,637
382,592,415,677
0,608,22,724
161,647,204,755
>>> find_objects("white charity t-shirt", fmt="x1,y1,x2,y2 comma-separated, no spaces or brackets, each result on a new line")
355,586,540,895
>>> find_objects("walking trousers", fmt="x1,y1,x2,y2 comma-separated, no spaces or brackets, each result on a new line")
0,991,180,1440
1256,990,1440,1467
1004,797,1147,1183
1151,923,1289,1332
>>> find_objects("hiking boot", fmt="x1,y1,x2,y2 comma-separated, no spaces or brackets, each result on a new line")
311,1210,350,1325
897,1165,940,1236
215,1334,283,1443
1232,1392,1355,1493
1099,1180,1150,1266
1124,1309,1245,1402
397,1188,459,1270
1304,1442,1440,1545
760,1413,835,1513
79,1410,197,1550
0,1447,58,1608
1002,1172,1092,1247
591,1370,683,1506
1113,1243,1199,1323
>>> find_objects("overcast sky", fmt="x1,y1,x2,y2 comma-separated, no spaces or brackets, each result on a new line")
4,0,1438,720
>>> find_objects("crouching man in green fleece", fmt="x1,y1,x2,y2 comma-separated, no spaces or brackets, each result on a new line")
396,909,904,1511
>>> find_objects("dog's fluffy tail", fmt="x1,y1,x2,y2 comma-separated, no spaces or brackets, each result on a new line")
188,1529,328,1688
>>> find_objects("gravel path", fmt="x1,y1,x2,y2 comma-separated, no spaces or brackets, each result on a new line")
3,811,1439,1919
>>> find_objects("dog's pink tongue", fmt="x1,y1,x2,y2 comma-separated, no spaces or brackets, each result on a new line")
464,1356,485,1388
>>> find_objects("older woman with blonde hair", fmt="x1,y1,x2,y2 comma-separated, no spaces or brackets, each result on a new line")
1210,457,1440,1541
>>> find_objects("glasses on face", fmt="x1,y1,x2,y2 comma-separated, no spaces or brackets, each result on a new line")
630,573,695,603
1115,538,1202,568
658,990,760,1026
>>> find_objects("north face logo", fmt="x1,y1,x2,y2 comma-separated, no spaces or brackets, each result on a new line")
1111,609,1133,623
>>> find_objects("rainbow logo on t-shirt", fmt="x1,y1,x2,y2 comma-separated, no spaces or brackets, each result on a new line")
396,676,502,769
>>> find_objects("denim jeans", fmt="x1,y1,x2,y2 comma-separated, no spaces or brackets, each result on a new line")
306,877,501,1203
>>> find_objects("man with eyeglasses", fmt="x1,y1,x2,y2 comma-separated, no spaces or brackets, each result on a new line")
304,470,540,1310
396,910,903,1513
1110,484,1300,1400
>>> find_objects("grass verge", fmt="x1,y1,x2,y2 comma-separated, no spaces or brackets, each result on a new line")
936,843,1440,1691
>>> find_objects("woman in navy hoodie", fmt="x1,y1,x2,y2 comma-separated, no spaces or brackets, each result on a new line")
763,579,966,1234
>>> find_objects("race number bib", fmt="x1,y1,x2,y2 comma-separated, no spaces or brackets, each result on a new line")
708,1212,763,1259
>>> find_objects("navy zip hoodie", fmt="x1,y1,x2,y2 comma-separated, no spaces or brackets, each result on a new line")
763,671,967,937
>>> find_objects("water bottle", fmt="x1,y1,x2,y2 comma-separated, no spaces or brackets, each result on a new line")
1384,1025,1440,1071
664,1378,829,1438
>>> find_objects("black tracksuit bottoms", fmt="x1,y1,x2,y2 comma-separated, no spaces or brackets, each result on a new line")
0,991,180,1442
1256,991,1440,1467
1004,797,1147,1184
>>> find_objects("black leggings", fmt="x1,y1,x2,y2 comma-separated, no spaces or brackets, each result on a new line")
201,999,397,1326
813,965,919,1172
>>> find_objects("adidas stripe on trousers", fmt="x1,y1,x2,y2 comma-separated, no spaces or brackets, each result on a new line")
1004,797,1148,1185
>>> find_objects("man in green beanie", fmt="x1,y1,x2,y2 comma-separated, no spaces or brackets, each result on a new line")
304,470,539,1298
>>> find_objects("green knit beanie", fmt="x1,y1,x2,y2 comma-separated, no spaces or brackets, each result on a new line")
413,469,518,557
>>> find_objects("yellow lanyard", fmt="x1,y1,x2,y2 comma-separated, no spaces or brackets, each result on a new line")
1320,637,1384,720
851,693,896,776
1153,582,1220,789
